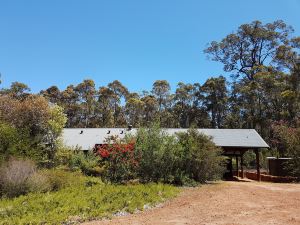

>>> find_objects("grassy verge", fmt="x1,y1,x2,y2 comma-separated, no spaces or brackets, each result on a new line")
0,177,178,225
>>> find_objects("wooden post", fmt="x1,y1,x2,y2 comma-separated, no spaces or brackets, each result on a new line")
236,156,239,177
229,157,233,178
255,149,261,181
241,153,244,178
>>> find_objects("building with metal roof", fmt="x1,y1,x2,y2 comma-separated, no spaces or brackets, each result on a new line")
61,128,269,150
61,128,269,181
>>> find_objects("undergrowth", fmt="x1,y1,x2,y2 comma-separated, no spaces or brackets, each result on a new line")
0,175,178,225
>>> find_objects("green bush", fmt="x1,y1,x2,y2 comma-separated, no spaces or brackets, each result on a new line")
27,172,52,193
54,145,104,176
242,148,273,170
134,126,225,184
272,123,300,178
0,122,19,160
0,158,36,198
42,169,83,191
176,129,226,183
0,122,34,162
53,144,75,167
135,125,183,183
69,151,103,176
28,169,86,193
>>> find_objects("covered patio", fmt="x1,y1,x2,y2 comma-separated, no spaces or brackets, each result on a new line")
224,147,264,181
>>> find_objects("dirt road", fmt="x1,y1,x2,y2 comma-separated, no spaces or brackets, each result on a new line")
84,181,300,225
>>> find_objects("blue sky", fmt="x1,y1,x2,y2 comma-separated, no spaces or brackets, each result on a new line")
0,0,300,93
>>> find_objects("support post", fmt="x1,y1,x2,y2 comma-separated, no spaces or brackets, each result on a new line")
255,149,261,181
241,153,244,179
229,157,233,178
236,155,239,177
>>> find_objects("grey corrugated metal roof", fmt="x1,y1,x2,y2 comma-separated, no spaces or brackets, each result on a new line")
61,128,269,150
166,129,269,148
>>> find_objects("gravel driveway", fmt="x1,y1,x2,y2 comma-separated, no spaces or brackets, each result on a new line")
83,181,300,225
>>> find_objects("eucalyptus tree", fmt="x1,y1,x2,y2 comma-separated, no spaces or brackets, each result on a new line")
201,76,228,128
1,82,31,100
161,93,176,128
125,96,144,127
224,81,244,129
186,83,211,128
141,94,159,126
40,85,61,104
204,20,294,80
97,86,115,127
75,79,97,127
151,80,171,124
107,80,129,126
174,82,194,128
275,36,300,120
60,85,80,127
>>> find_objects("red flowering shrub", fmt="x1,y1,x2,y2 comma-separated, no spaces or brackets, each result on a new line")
95,136,138,182
98,148,110,158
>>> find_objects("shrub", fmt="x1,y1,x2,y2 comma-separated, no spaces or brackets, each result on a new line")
0,122,33,162
176,129,226,183
134,125,183,183
0,122,19,160
69,151,102,176
0,158,88,198
242,148,272,169
27,170,84,194
27,172,52,193
272,122,300,178
0,158,36,198
42,169,83,191
43,104,67,162
96,136,138,183
0,95,67,163
134,126,225,184
97,125,226,185
54,144,77,167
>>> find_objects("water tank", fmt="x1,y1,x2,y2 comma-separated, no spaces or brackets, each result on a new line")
267,157,292,176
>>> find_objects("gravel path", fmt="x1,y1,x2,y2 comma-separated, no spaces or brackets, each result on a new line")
83,181,300,225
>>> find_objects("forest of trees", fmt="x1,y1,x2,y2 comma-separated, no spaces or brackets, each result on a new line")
1,20,299,152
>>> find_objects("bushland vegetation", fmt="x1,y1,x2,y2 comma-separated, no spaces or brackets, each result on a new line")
94,125,226,184
0,19,299,224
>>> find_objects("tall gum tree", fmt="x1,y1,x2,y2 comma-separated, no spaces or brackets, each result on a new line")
75,79,96,127
204,20,293,80
201,76,228,128
151,80,171,124
107,80,129,127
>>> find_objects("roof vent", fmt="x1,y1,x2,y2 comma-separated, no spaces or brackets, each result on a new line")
80,130,83,134
120,130,124,134
107,130,110,134
127,125,132,131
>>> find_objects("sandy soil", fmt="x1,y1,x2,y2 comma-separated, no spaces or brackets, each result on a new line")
83,180,300,225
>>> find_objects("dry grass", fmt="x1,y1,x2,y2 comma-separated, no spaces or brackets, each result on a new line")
0,158,36,197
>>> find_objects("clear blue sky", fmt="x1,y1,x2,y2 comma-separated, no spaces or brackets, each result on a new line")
1,0,300,93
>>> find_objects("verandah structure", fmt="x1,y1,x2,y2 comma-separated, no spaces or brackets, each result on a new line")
62,128,269,181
